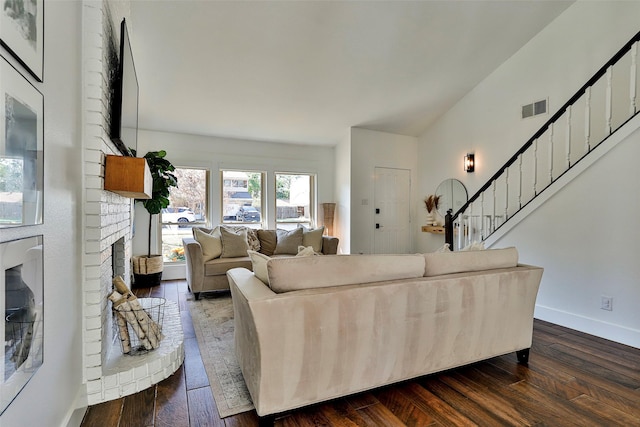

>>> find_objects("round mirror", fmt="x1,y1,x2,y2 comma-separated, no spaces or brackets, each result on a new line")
435,179,468,217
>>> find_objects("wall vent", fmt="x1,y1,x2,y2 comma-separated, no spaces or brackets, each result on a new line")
522,99,547,119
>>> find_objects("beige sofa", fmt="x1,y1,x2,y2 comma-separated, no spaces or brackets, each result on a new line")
227,248,543,417
183,226,339,299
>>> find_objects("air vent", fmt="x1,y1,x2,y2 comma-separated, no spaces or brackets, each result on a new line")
522,99,547,119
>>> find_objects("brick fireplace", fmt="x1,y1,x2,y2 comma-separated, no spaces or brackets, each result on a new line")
80,1,183,406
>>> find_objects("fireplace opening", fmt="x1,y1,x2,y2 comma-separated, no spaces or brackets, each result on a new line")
112,237,125,279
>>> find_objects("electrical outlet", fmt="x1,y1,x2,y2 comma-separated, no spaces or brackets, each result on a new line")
601,296,613,311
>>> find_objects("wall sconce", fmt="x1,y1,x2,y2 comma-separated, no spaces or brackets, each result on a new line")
464,153,475,173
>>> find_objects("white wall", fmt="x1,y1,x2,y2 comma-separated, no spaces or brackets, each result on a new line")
334,132,351,253
417,1,640,347
349,128,418,255
0,2,85,426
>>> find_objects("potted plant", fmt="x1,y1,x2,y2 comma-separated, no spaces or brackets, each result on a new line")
132,150,177,287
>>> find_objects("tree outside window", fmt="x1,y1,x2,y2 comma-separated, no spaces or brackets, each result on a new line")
161,167,208,263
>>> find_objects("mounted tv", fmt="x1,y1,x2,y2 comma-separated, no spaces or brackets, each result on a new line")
110,18,138,157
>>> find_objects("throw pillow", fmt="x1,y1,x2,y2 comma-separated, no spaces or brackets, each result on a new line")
298,225,325,253
274,228,304,255
219,226,249,258
193,227,222,261
257,229,277,256
461,241,485,251
245,228,261,252
296,246,317,257
247,250,270,285
435,243,451,253
225,225,261,252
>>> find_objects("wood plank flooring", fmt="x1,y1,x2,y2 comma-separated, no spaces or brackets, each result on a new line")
80,280,640,427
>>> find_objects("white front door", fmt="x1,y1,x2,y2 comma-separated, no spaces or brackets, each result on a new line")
373,167,412,254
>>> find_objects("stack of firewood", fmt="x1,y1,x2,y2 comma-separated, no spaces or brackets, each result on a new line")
108,276,164,354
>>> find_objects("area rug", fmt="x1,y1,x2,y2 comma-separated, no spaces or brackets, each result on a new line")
187,294,255,418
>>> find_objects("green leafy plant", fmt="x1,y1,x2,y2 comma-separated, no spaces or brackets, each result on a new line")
133,150,178,258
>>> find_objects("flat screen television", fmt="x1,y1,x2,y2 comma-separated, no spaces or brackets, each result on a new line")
111,18,138,157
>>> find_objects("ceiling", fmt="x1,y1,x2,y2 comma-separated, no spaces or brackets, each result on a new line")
129,1,573,146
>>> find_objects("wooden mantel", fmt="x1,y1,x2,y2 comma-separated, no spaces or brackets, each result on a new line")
104,155,152,199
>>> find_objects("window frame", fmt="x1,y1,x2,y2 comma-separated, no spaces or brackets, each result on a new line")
220,169,265,227
160,166,210,264
274,172,316,228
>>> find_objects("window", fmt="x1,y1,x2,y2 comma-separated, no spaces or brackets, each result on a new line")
221,170,263,226
161,167,208,263
275,173,315,230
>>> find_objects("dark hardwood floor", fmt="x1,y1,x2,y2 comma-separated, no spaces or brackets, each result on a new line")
81,280,640,426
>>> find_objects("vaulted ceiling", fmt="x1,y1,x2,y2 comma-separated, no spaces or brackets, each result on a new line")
129,1,573,146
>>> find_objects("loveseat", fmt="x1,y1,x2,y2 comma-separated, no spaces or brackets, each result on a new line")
227,247,543,417
183,225,339,299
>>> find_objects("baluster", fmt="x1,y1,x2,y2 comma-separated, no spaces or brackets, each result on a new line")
457,216,463,251
468,203,475,248
533,138,538,195
480,192,485,240
585,86,591,152
605,66,613,135
566,105,572,169
492,180,497,233
548,123,554,183
631,41,637,115
504,168,509,221
518,153,523,209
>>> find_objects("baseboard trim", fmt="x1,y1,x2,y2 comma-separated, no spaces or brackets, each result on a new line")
535,304,640,349
162,262,186,280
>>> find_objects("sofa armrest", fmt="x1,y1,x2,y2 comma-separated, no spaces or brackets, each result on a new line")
321,236,339,255
183,237,204,293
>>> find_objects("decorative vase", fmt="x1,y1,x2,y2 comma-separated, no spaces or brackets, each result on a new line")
426,211,434,226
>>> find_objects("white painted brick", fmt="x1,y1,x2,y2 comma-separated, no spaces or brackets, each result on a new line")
85,353,101,367
85,291,102,305
87,379,103,395
86,366,102,381
136,377,152,392
121,382,137,396
104,386,121,402
118,369,133,384
85,303,102,318
86,189,103,203
86,391,103,406
85,265,101,279
85,341,102,355
103,374,118,389
85,227,101,240
133,365,148,380
86,176,103,189
86,316,102,330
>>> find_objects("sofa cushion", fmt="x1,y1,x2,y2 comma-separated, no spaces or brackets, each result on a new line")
274,228,303,255
205,256,252,276
267,254,425,293
193,227,222,261
247,250,270,285
298,225,325,253
257,230,277,256
423,247,518,277
220,227,250,258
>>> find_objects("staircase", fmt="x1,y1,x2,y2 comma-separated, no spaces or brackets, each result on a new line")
445,30,640,250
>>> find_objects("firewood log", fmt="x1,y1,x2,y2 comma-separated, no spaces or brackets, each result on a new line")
124,293,162,348
108,290,153,351
114,311,131,353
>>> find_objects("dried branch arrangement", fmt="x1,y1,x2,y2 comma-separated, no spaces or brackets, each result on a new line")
424,195,440,213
